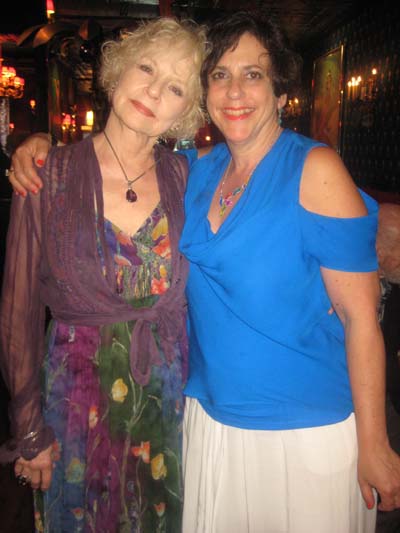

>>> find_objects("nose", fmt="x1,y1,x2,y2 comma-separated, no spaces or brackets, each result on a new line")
227,77,244,99
147,79,162,99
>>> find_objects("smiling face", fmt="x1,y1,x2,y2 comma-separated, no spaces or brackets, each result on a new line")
206,32,287,150
110,47,192,139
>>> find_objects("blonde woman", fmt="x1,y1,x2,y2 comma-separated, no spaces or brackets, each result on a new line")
0,18,205,532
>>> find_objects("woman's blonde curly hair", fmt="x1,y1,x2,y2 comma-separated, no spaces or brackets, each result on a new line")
99,17,207,140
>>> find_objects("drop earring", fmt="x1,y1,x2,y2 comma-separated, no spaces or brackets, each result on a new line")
278,107,283,126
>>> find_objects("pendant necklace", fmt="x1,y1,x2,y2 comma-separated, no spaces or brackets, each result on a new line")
103,130,159,203
219,127,282,218
218,160,251,218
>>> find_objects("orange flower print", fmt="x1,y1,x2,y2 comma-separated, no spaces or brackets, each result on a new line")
116,230,132,246
111,378,128,403
151,277,169,295
71,508,85,521
151,453,167,480
154,502,166,517
88,405,98,429
131,441,150,463
152,235,171,259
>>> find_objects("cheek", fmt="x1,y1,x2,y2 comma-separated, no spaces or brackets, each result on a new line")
164,99,188,124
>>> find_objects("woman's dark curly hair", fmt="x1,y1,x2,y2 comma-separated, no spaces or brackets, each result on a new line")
201,10,302,97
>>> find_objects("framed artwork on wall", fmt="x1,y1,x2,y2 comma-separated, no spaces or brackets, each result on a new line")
310,45,344,153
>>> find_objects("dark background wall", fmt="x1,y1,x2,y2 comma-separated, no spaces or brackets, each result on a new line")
299,0,400,203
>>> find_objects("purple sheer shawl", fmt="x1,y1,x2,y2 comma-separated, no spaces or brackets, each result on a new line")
0,136,189,463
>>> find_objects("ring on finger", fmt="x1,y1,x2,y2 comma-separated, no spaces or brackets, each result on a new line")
5,167,14,177
17,474,30,486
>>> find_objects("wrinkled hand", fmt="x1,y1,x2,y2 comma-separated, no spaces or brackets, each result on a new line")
358,441,400,511
9,133,51,196
14,443,54,491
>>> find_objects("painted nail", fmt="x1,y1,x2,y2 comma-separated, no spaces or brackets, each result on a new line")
32,188,38,194
367,502,374,510
36,159,44,166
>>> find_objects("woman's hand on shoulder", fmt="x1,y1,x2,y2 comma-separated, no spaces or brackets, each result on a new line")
9,133,52,196
299,146,367,217
358,440,400,511
14,443,54,491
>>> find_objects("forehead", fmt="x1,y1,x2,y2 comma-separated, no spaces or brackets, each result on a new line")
218,32,270,67
138,46,194,79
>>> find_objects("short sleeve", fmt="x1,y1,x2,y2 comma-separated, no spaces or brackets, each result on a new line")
176,148,198,170
299,190,378,272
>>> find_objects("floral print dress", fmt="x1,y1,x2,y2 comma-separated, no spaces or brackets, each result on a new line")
34,205,185,533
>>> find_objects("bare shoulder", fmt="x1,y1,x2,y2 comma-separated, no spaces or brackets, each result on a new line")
299,146,367,217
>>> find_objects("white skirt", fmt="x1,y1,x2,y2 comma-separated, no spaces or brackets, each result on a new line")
182,397,376,533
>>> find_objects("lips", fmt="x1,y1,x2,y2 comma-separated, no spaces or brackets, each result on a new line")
131,100,155,117
222,107,255,120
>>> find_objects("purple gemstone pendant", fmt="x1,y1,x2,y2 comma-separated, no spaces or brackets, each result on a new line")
126,188,138,203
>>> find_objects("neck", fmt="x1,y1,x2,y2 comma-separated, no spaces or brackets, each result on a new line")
102,116,158,166
228,124,282,172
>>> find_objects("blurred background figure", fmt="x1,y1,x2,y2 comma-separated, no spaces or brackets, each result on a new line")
375,202,400,533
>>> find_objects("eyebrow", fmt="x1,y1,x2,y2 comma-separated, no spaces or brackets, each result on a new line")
211,64,265,72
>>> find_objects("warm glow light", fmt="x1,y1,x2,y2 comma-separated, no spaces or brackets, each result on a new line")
46,0,55,14
86,110,94,126
46,0,55,21
372,68,377,75
0,58,25,99
205,135,211,142
29,99,36,110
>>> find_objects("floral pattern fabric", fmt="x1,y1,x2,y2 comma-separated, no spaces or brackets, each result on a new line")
34,205,184,533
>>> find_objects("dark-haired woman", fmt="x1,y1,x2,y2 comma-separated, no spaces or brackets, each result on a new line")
179,12,400,532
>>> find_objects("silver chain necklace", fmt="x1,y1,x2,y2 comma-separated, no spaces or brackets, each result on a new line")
103,130,159,203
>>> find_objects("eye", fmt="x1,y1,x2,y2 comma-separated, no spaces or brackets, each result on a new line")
139,63,153,74
210,70,227,81
169,85,184,97
246,70,263,80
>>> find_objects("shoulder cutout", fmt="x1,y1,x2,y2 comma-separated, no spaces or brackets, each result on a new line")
299,146,367,218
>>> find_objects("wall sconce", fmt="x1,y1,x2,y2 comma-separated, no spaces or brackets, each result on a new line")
347,76,362,100
81,110,94,133
0,54,25,152
61,112,76,135
284,97,302,120
347,68,378,102
46,0,55,22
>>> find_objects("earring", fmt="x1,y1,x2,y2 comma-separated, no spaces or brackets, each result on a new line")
278,107,283,126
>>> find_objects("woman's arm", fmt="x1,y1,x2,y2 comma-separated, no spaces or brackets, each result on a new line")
300,146,400,511
9,132,52,195
0,191,54,490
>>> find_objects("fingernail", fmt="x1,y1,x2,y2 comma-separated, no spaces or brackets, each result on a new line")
32,188,38,194
36,159,44,166
367,502,374,510
14,191,19,196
